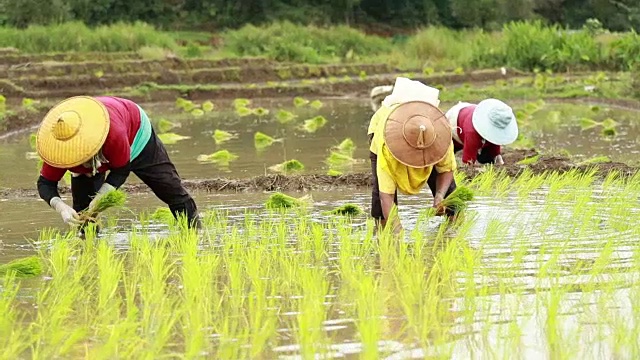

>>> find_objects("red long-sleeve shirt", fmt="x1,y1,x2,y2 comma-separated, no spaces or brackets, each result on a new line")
453,105,501,164
40,96,141,182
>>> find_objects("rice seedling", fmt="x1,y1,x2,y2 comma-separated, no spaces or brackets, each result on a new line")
309,100,324,109
156,118,179,133
79,188,126,223
158,132,191,145
302,115,327,133
212,129,236,144
437,185,474,214
268,159,305,174
235,106,253,117
327,169,342,176
276,109,297,124
325,151,355,168
0,256,43,278
323,203,363,216
233,98,251,109
517,154,541,165
602,127,617,137
197,150,238,166
175,98,196,112
202,101,215,112
191,108,205,117
254,131,282,150
332,138,356,157
602,118,619,128
150,207,174,225
264,192,313,210
578,156,611,166
293,96,309,107
579,117,600,130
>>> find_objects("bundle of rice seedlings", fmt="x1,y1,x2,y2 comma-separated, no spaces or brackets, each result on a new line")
325,151,355,167
517,155,541,165
191,108,205,117
213,129,236,144
175,98,195,112
0,256,43,278
323,204,363,216
276,109,297,124
151,207,175,225
80,189,127,222
233,98,251,109
602,118,618,128
265,192,313,210
302,116,327,133
269,159,305,174
254,132,282,150
327,169,342,176
236,106,253,117
197,150,238,166
202,101,215,112
580,117,601,130
602,127,617,137
438,186,474,214
29,133,37,149
332,138,356,157
157,118,179,133
309,100,324,109
293,97,309,107
158,133,191,145
578,156,611,166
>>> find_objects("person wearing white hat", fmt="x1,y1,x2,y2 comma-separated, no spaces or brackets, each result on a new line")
36,96,200,229
367,78,457,233
445,99,518,166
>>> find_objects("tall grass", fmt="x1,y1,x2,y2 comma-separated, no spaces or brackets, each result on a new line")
0,22,177,53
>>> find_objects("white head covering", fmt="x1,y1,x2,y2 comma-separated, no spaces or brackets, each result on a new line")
382,77,441,108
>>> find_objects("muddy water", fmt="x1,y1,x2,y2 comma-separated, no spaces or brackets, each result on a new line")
1,100,639,189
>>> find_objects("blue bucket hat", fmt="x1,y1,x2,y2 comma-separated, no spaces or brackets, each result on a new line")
472,99,518,146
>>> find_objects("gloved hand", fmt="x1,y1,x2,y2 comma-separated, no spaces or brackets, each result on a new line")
50,197,82,226
88,183,115,214
494,155,505,166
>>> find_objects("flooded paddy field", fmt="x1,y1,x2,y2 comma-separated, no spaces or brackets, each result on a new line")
2,170,640,358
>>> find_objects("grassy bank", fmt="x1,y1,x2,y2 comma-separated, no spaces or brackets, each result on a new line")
1,21,640,72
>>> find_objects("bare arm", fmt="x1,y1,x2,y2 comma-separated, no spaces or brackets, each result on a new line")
380,192,402,233
433,171,454,211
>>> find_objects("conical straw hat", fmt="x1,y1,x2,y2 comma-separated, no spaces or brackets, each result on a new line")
383,101,451,168
36,96,110,168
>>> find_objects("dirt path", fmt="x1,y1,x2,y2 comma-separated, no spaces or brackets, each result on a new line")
1,150,637,200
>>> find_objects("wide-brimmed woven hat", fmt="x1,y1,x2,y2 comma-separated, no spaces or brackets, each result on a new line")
36,96,110,168
472,98,518,145
384,101,452,168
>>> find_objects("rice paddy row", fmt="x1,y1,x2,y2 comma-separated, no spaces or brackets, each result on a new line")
2,169,640,358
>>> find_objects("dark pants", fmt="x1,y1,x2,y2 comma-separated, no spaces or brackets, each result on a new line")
369,136,457,220
71,130,199,228
453,142,495,164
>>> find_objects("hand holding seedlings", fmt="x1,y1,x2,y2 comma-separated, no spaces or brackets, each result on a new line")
50,197,82,226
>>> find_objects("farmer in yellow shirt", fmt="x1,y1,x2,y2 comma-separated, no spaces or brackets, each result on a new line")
368,78,457,232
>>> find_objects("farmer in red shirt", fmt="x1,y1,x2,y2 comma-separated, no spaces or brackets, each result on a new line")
445,99,518,166
36,96,200,228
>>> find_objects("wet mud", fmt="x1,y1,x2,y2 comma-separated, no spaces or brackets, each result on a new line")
1,150,637,200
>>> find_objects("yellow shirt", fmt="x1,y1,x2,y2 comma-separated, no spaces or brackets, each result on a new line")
367,105,457,195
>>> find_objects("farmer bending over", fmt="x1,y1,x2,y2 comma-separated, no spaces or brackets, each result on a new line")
445,99,518,166
36,96,200,228
368,78,457,232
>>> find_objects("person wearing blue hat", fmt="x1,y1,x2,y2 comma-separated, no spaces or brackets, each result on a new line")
445,99,518,166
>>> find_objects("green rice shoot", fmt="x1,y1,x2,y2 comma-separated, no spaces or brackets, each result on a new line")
202,101,215,112
269,159,305,174
252,107,270,116
265,192,313,210
325,151,355,167
580,117,601,130
602,127,617,137
254,132,281,150
233,98,251,109
293,96,309,107
578,156,611,166
157,118,179,133
0,256,43,278
332,138,356,157
276,109,297,124
197,150,239,165
323,203,363,216
235,106,253,117
439,186,474,214
213,129,236,144
327,169,343,176
158,133,191,145
517,155,541,165
302,116,327,133
81,189,127,221
309,100,324,109
191,108,205,117
150,207,175,225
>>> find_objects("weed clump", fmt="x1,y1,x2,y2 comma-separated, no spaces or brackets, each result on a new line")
265,192,313,210
0,256,43,278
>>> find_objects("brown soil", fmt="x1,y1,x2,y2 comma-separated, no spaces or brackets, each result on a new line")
0,52,142,66
1,150,637,200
